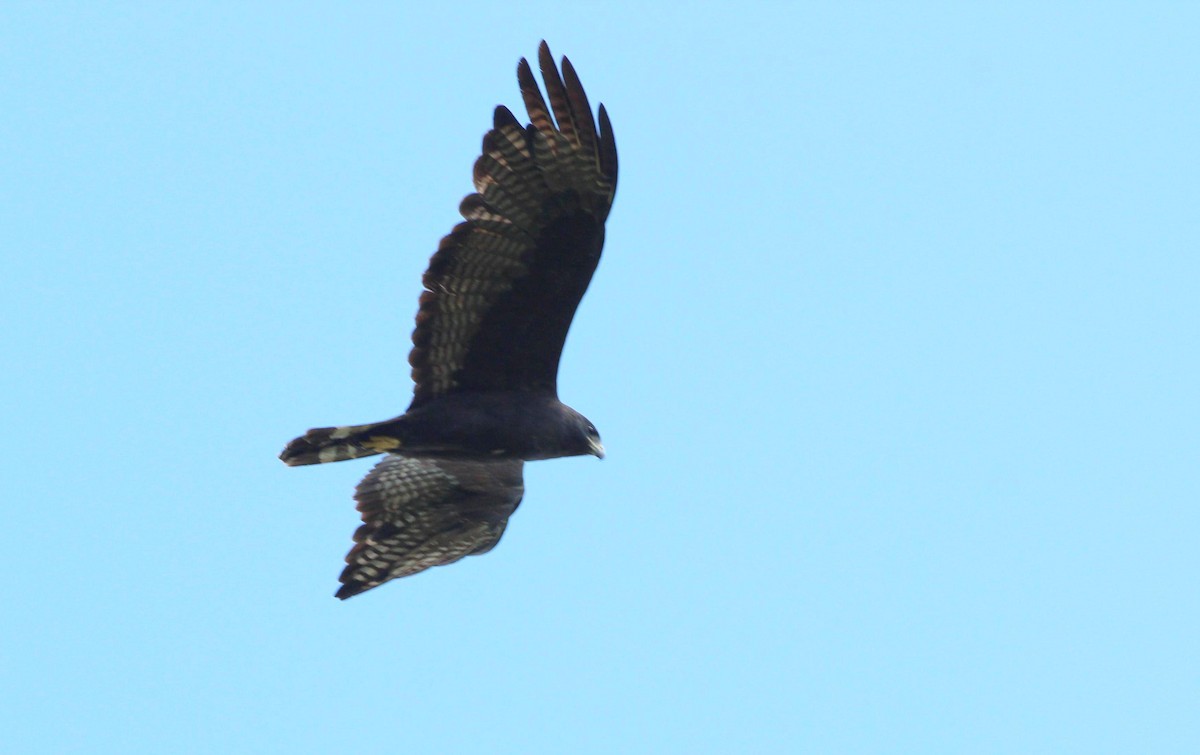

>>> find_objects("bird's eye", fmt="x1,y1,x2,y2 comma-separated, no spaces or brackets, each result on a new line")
586,424,598,438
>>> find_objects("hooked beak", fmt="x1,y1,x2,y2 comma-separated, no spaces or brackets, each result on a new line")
589,438,605,459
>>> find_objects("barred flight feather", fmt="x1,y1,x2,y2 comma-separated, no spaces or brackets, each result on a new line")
336,455,524,598
408,40,617,406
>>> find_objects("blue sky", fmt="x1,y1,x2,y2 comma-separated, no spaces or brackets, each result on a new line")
3,3,1198,753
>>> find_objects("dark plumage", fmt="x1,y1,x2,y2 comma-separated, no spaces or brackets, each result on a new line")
337,456,524,599
281,41,615,468
280,43,617,597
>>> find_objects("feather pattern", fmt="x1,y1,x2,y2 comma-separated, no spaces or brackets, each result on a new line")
408,41,618,407
337,456,524,598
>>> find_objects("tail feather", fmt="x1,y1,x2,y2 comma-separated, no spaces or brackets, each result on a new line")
280,421,402,466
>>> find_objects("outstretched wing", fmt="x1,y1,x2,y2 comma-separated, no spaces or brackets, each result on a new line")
408,41,618,408
336,455,524,599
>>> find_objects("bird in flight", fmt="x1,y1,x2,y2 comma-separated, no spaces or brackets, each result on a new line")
281,42,617,599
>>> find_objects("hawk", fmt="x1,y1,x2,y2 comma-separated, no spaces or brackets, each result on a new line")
281,42,617,598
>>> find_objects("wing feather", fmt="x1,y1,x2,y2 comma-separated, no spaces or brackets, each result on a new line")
517,57,556,138
408,43,618,406
597,104,618,201
561,57,598,161
337,456,524,599
536,42,579,148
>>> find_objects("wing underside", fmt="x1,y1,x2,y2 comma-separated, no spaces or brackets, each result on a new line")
407,41,618,407
336,455,524,599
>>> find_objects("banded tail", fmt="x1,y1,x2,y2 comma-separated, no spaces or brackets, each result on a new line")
280,421,404,466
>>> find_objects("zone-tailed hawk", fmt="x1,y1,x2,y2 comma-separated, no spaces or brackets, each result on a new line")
280,42,617,598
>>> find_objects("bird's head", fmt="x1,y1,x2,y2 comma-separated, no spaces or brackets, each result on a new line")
582,420,605,459
563,408,604,459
